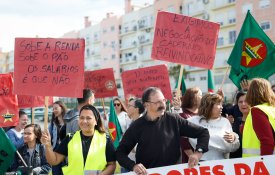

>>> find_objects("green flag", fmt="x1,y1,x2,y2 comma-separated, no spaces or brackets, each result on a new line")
208,69,215,92
0,128,16,174
227,10,275,88
108,100,123,149
175,74,186,95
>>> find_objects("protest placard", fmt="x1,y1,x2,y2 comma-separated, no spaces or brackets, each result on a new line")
14,38,85,97
152,11,220,69
0,73,19,127
121,65,172,100
120,155,275,175
84,68,118,98
18,95,54,108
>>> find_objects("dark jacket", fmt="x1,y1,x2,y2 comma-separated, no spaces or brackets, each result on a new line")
116,112,209,170
11,143,51,175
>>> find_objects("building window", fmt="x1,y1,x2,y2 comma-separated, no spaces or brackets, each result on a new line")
217,37,224,46
86,49,90,57
189,77,195,81
261,21,271,31
103,28,107,34
229,30,236,44
103,42,107,48
111,54,116,59
110,26,115,31
111,41,115,49
228,0,235,3
200,76,206,81
229,18,236,24
259,0,270,8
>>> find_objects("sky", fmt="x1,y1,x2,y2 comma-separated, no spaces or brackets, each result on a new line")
0,0,152,52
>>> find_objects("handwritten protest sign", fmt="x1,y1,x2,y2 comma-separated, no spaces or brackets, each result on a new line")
152,11,220,69
18,95,54,109
0,73,19,127
121,155,275,175
14,38,85,97
121,65,172,100
84,68,118,98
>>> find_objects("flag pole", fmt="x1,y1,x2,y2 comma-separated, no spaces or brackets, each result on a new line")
44,96,49,130
16,151,28,167
219,66,230,90
176,65,184,97
101,98,107,120
31,108,35,124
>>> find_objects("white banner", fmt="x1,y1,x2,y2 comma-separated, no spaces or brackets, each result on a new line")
120,155,275,175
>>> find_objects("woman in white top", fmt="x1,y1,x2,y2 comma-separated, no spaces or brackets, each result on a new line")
188,93,240,161
113,97,131,134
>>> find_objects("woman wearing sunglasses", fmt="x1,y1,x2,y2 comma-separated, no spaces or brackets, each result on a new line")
113,97,132,135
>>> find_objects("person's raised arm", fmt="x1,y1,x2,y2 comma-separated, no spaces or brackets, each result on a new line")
41,129,65,165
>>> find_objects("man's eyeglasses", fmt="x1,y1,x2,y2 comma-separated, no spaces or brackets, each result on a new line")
147,99,167,105
114,103,121,107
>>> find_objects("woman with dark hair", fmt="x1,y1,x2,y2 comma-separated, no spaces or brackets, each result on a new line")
49,101,67,175
229,91,250,158
11,124,51,175
41,104,116,175
187,93,240,160
113,97,131,134
243,78,275,157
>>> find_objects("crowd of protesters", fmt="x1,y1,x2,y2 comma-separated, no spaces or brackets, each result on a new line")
3,77,275,175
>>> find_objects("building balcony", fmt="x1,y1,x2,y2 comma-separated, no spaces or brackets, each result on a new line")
120,56,138,65
120,26,138,36
120,43,136,51
212,0,236,11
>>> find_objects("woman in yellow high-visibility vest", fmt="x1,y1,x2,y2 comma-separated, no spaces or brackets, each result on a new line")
41,104,116,175
243,78,275,157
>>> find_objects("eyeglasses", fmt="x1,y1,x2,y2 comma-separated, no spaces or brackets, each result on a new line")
147,99,167,105
114,103,121,107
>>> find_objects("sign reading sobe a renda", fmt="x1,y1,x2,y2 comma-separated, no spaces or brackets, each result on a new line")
14,38,85,98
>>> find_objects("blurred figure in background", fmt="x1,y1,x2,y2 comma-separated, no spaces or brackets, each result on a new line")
127,98,145,121
113,97,131,135
49,101,67,175
6,110,29,149
243,78,275,157
171,90,182,114
11,124,51,175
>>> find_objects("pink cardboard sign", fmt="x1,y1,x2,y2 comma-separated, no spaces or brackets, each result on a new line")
84,68,118,98
152,11,220,69
14,38,85,97
121,64,172,100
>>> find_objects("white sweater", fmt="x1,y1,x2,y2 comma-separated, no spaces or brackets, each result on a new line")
188,116,240,161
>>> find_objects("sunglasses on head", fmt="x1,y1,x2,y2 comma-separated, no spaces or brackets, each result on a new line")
114,103,121,107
